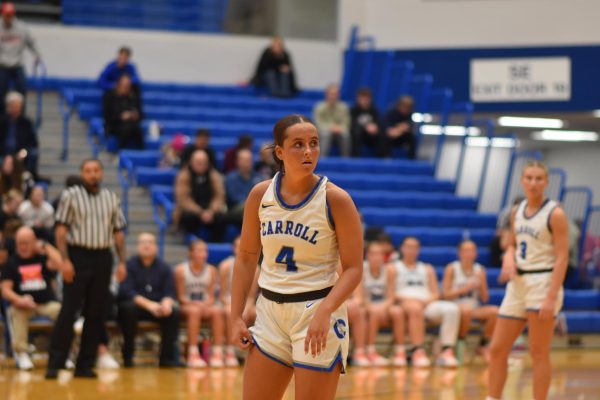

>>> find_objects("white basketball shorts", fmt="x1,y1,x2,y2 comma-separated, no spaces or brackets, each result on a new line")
498,272,563,320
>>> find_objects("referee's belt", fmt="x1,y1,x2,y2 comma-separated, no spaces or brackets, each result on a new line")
260,286,332,304
517,268,553,275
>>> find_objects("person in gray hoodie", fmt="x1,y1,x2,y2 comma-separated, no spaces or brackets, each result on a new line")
0,3,41,114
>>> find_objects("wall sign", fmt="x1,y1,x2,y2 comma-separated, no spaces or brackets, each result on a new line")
470,57,571,102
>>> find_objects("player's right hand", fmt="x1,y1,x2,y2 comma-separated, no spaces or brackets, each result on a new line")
232,317,253,350
499,255,517,283
62,260,75,283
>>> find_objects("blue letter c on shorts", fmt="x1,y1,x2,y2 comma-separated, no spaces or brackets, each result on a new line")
333,319,347,339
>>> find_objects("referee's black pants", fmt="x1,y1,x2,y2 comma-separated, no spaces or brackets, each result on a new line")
48,247,113,371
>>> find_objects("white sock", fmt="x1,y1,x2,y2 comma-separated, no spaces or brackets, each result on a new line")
212,345,223,356
225,345,235,355
188,345,199,355
395,345,405,354
367,345,376,354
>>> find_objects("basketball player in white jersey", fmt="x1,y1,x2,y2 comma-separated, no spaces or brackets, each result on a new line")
442,240,498,362
174,240,228,368
394,237,460,368
348,241,405,367
487,161,569,400
231,115,363,400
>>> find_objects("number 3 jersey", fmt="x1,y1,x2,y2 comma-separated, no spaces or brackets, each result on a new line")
258,172,339,294
514,199,558,272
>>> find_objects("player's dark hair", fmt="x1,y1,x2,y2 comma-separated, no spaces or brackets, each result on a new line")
357,87,372,98
271,114,315,174
119,46,132,56
195,128,210,138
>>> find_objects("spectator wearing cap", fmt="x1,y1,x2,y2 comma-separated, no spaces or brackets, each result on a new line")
98,46,141,93
180,129,217,169
0,2,41,115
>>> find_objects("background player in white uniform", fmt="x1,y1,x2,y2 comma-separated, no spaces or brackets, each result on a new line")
230,115,363,400
487,161,569,400
348,241,405,367
395,237,460,368
174,240,229,368
442,240,498,363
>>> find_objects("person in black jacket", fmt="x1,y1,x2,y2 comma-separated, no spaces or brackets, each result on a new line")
250,37,297,97
383,96,416,159
103,74,144,150
350,88,383,157
0,91,41,179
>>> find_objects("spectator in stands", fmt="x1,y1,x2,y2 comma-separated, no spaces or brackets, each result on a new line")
1,226,62,370
383,96,416,159
97,46,140,92
442,240,498,363
254,142,277,179
173,149,227,241
0,188,22,233
225,149,263,226
159,133,186,168
350,88,382,157
0,92,44,181
17,185,54,242
117,232,179,368
103,74,144,151
175,240,232,368
180,129,217,169
0,2,41,115
223,134,253,174
0,154,33,196
250,36,297,98
313,84,351,157
395,236,460,368
348,241,406,367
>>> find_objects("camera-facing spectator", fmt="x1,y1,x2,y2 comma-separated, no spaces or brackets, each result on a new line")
0,188,23,232
383,96,416,159
0,92,44,181
1,226,62,370
117,233,179,368
250,36,297,98
97,46,140,92
17,185,54,242
254,142,277,179
223,134,253,174
103,74,144,150
313,84,351,157
180,129,217,169
174,150,227,241
225,149,263,226
0,154,33,196
350,88,382,157
0,3,41,114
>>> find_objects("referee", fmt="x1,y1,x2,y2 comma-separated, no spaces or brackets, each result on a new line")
46,159,127,379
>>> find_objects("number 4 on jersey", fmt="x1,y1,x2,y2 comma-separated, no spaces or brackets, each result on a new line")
276,246,298,272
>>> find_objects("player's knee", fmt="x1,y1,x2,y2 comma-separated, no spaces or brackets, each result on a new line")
529,344,550,362
389,306,404,319
489,340,511,360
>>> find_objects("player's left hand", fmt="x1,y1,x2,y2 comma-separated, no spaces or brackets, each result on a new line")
305,309,330,358
538,297,556,320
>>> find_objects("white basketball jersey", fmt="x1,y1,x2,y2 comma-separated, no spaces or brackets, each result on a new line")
450,261,482,304
363,261,386,303
394,261,431,302
258,173,339,294
184,262,212,301
514,199,558,272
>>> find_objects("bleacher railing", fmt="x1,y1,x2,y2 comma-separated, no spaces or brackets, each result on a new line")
31,60,47,130
561,187,594,272
58,88,75,161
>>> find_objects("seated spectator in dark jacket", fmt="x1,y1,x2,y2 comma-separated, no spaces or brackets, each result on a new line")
383,96,416,159
0,92,42,180
103,74,144,150
117,232,179,368
1,226,62,370
225,149,263,226
255,143,277,179
180,129,217,169
251,37,297,97
97,46,140,92
173,150,227,241
350,88,382,157
223,134,253,174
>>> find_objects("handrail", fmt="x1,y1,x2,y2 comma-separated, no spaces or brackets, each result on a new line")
548,168,567,201
152,190,174,259
451,102,474,189
431,88,453,172
58,88,75,161
117,169,130,228
377,52,414,111
561,186,594,277
31,60,47,130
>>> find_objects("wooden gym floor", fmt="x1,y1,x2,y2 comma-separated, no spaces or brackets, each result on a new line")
1,349,599,399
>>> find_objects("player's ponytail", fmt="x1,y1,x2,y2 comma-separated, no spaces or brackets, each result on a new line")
271,114,315,175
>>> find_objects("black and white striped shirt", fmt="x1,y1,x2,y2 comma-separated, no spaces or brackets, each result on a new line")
55,185,127,249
